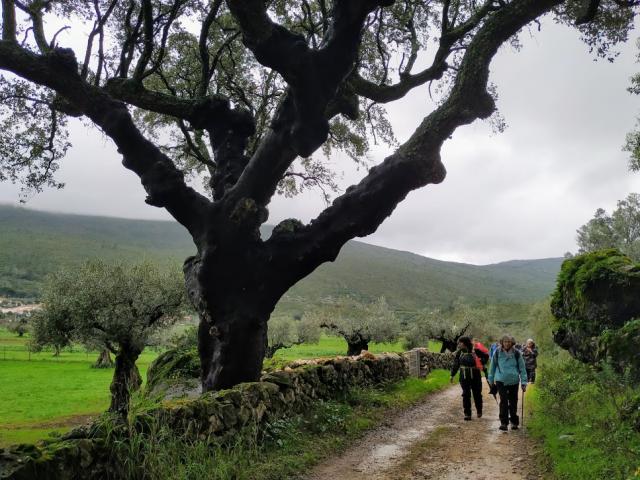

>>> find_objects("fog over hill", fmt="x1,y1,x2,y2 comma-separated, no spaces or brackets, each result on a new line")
0,205,562,313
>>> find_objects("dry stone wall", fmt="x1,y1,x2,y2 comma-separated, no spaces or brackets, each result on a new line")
0,350,453,480
403,348,455,378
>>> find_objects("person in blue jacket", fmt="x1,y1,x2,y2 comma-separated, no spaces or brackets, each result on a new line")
488,334,528,431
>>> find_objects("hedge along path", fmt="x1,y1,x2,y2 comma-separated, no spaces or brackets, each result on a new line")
304,385,543,480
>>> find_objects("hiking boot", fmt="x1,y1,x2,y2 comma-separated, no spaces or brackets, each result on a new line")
499,424,508,431
511,424,519,430
464,416,472,421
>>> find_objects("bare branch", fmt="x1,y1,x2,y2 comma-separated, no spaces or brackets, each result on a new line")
199,0,224,97
2,0,17,42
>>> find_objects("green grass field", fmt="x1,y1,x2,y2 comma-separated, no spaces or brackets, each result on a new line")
0,329,437,447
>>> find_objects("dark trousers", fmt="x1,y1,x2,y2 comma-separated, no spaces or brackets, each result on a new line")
497,381,519,426
526,368,536,383
460,371,483,417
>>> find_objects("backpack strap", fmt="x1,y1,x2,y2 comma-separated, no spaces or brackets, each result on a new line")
493,349,502,374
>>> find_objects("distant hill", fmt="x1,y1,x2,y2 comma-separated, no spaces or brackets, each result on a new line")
0,205,562,313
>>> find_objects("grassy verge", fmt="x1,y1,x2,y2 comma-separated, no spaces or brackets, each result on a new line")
527,355,640,480
113,370,451,480
0,328,158,446
0,360,152,446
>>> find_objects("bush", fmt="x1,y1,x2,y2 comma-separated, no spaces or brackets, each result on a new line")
529,355,640,479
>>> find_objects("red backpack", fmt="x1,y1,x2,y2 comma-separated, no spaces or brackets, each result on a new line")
474,342,489,369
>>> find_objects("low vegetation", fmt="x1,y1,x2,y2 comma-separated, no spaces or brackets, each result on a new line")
528,355,640,479
528,278,640,480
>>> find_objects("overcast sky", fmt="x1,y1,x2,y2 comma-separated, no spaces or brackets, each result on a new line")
1,15,640,265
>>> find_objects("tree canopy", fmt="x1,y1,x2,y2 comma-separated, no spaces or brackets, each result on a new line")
576,193,640,261
1,0,638,391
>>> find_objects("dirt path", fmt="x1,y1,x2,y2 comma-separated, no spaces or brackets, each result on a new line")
304,385,542,480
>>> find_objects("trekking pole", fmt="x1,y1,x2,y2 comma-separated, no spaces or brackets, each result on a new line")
521,387,525,429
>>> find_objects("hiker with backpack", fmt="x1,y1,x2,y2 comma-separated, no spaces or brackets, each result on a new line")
450,336,490,421
488,334,528,431
523,338,539,383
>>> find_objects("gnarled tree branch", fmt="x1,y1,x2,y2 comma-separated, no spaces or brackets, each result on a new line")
266,0,564,289
0,42,212,240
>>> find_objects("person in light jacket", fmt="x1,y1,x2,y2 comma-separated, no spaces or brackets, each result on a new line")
488,334,528,431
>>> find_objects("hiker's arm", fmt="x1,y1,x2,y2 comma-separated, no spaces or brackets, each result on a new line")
450,351,460,379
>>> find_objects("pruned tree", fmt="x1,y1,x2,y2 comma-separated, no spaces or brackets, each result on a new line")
32,260,186,417
576,193,640,261
265,314,321,358
315,296,400,355
405,309,470,352
0,0,636,391
404,301,499,351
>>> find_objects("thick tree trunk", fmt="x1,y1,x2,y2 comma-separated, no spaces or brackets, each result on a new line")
93,348,114,369
197,309,268,391
346,338,369,356
185,251,278,393
265,344,283,359
109,346,141,418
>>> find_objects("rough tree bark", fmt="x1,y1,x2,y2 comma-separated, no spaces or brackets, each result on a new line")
346,336,369,356
109,345,142,418
0,0,573,392
93,348,114,369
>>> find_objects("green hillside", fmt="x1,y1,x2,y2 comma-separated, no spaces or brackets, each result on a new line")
0,205,562,312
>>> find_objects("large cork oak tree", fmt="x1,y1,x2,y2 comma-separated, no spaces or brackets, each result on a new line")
0,0,636,391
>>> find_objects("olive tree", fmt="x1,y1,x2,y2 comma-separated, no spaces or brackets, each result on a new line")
314,296,400,355
404,309,470,352
404,302,498,351
32,260,186,417
0,0,636,391
266,314,321,358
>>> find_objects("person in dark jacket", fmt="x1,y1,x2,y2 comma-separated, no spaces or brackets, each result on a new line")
450,336,490,421
523,339,539,383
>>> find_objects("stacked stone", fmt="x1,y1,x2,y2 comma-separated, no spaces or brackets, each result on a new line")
145,353,407,442
403,348,454,377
